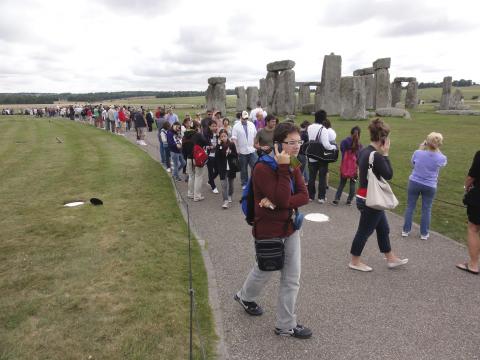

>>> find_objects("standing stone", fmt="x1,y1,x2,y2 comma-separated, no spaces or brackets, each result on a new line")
439,76,452,110
259,78,267,109
246,86,259,110
235,86,246,112
450,88,463,109
317,53,342,115
266,71,278,113
375,68,391,109
206,85,214,111
405,81,418,109
206,77,226,115
297,84,311,112
363,75,375,109
340,76,367,120
391,81,403,107
274,69,296,115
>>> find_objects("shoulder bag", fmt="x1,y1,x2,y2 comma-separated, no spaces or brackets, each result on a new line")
365,151,399,210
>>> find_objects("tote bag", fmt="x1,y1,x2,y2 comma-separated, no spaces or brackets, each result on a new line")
365,151,399,210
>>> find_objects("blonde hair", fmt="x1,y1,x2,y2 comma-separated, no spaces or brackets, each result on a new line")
425,132,443,150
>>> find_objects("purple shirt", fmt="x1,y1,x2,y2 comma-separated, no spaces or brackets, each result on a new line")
409,150,447,188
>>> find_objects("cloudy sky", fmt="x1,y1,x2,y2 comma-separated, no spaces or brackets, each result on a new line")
0,0,478,93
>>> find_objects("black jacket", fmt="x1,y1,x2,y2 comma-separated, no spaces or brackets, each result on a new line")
215,141,238,179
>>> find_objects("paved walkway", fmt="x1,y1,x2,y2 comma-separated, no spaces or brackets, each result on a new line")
129,131,479,360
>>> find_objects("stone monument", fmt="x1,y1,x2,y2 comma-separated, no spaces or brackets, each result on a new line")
206,77,226,115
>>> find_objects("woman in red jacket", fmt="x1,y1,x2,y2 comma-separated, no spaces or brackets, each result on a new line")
234,122,312,339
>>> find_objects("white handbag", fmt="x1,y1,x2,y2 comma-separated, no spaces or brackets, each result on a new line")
365,151,399,210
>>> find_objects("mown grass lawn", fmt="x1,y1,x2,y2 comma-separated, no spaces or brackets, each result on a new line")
0,116,216,360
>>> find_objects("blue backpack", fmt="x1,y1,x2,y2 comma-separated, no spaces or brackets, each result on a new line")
241,155,278,226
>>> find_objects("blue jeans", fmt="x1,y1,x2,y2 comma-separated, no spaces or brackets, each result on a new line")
159,141,167,166
350,198,391,256
335,177,356,202
171,152,186,179
239,152,258,186
402,180,436,236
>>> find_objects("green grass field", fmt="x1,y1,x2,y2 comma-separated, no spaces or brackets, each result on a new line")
0,117,216,359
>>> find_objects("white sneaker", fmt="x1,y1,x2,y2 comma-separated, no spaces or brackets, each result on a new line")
212,188,219,194
228,196,232,203
420,233,429,240
387,258,409,269
348,263,373,272
222,201,229,209
318,198,326,204
141,140,147,146
166,168,171,173
193,196,205,202
401,231,409,237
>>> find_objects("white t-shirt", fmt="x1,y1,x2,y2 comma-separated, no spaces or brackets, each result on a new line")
231,120,257,155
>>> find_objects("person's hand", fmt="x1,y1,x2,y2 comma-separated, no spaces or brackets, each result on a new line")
261,145,271,152
379,137,390,156
274,143,290,165
259,197,275,210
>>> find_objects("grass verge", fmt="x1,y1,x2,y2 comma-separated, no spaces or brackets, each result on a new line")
0,116,216,360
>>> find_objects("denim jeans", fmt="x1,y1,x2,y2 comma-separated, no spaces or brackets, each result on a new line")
221,178,234,201
350,197,391,256
159,141,167,166
239,152,258,187
335,177,356,202
164,147,171,169
308,160,328,200
402,180,436,236
238,231,301,330
171,152,186,179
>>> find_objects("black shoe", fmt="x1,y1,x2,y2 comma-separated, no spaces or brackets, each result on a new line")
234,293,263,316
346,200,352,206
274,324,312,339
332,200,339,205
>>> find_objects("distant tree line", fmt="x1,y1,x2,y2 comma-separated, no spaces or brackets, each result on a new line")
418,79,477,89
0,90,248,104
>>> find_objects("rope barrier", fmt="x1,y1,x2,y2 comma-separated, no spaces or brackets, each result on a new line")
171,179,208,360
327,166,466,209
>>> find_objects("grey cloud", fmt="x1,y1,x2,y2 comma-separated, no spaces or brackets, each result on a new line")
97,0,179,15
381,18,475,37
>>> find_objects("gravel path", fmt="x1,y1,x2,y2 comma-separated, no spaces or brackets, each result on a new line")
128,130,479,360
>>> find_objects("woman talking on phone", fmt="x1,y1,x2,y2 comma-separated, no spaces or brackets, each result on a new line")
348,118,408,272
234,122,312,339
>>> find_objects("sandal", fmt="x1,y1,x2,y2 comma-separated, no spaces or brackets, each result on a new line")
456,263,479,275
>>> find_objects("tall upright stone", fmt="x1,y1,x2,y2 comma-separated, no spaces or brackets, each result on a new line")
297,84,311,112
340,76,367,120
439,76,452,110
265,71,278,113
373,58,391,109
274,69,295,115
317,53,342,115
391,81,403,107
405,81,418,109
206,77,226,115
259,78,267,109
246,86,259,110
364,75,375,109
235,86,246,112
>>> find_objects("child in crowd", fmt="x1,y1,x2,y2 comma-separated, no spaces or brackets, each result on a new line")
215,129,239,209
167,122,186,181
160,122,171,172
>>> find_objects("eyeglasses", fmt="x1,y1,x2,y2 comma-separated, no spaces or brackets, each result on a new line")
282,140,304,146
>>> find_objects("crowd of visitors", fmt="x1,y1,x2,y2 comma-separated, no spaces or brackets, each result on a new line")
59,102,478,339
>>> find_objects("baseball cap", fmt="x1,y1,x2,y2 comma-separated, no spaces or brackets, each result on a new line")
241,110,249,119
